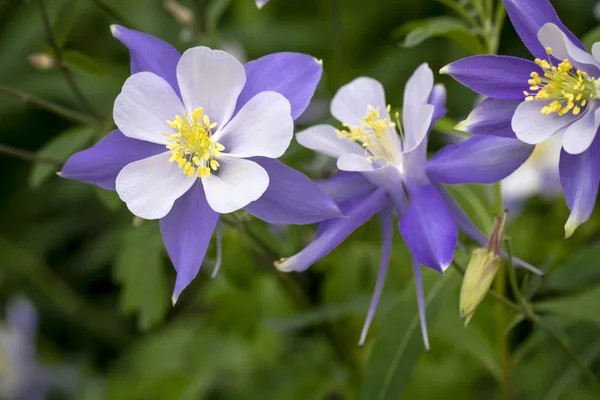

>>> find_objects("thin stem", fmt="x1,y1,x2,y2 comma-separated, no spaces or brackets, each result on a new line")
330,0,344,88
490,0,506,54
0,85,97,125
0,144,64,166
37,0,101,120
90,0,137,29
539,321,600,392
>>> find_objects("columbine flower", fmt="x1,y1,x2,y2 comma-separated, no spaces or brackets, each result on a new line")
502,134,562,210
61,26,341,302
442,0,600,237
0,298,48,400
256,0,270,9
276,64,539,348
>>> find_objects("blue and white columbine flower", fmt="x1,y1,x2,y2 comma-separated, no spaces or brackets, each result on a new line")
61,26,341,302
256,0,270,8
0,298,48,400
442,0,600,237
502,134,562,210
276,64,539,348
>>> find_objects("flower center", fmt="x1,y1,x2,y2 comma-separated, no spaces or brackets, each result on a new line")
163,107,225,178
524,47,598,116
336,105,399,162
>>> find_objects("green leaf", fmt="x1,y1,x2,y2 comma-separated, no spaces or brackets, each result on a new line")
63,49,109,77
29,125,95,188
394,17,484,55
361,270,456,400
114,222,169,331
543,241,600,294
582,26,600,52
535,286,600,327
94,187,122,211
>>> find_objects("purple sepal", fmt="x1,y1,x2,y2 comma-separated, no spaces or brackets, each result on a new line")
443,55,540,100
399,184,457,273
426,135,534,184
160,181,219,302
236,53,323,120
502,0,586,60
244,157,342,225
111,25,182,97
61,130,165,191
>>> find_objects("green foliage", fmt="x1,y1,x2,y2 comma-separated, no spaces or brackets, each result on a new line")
1,0,600,399
29,125,95,188
395,17,485,55
114,222,169,331
362,270,457,400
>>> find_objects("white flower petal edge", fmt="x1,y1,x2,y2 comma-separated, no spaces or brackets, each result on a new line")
337,153,376,172
537,23,600,72
562,106,600,155
177,46,246,127
116,152,195,220
331,77,388,127
403,63,434,152
201,155,269,213
592,42,600,63
214,91,293,158
296,124,365,159
403,104,434,153
512,99,580,144
114,72,185,145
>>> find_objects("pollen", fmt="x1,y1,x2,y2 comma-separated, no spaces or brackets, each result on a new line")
525,47,598,116
163,107,225,178
336,105,394,149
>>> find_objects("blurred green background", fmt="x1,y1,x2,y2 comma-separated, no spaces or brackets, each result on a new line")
2,0,600,399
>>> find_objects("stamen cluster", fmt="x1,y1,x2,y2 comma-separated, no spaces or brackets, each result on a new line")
524,47,597,116
163,108,225,178
336,105,394,149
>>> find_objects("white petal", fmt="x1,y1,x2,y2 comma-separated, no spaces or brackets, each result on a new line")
402,104,434,153
177,46,246,127
402,63,434,151
213,91,293,158
331,77,388,127
114,72,185,144
562,105,600,154
502,163,541,201
337,153,377,172
512,100,579,144
296,124,364,159
538,23,600,73
201,155,269,213
116,152,195,220
592,42,600,63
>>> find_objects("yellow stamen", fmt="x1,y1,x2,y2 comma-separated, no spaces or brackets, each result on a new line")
527,48,598,116
163,107,224,178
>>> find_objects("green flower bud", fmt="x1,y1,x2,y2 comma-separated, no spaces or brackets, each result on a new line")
459,248,501,325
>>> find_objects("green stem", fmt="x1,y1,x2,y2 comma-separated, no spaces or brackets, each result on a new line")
505,242,600,391
0,144,64,166
330,0,344,88
538,320,600,392
90,0,138,30
38,0,101,120
0,85,97,125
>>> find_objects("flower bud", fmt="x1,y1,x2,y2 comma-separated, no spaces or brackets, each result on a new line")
163,0,194,25
28,53,54,70
460,211,507,325
459,248,500,325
